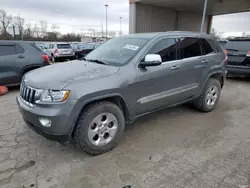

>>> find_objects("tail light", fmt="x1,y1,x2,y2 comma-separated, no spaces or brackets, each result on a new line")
225,55,228,64
41,54,50,64
224,50,228,55
247,51,250,57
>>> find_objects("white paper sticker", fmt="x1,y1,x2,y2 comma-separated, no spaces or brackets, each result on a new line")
124,44,139,51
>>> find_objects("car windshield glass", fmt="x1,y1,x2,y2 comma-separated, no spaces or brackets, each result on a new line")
85,37,149,66
224,41,250,52
57,44,72,49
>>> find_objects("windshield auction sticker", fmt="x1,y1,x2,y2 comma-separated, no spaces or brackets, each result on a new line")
124,44,139,51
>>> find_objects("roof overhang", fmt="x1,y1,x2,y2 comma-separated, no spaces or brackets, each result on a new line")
130,0,250,16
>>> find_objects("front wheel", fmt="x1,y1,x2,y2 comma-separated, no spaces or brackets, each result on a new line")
74,101,125,155
193,78,221,112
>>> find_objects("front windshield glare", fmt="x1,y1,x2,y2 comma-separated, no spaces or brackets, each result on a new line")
85,37,149,66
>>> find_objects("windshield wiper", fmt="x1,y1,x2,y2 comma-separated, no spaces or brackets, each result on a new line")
88,59,108,65
226,48,239,52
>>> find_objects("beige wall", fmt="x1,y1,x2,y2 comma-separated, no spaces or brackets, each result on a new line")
130,3,211,34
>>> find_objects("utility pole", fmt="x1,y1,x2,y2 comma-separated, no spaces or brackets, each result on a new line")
101,22,104,38
19,13,23,40
13,25,16,40
105,4,109,40
120,17,122,36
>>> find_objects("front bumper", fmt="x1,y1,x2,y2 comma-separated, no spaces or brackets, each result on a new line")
226,65,250,75
17,96,78,143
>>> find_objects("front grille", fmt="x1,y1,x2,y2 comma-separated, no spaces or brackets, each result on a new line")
20,83,36,105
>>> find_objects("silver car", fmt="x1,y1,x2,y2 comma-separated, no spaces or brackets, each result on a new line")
45,42,75,62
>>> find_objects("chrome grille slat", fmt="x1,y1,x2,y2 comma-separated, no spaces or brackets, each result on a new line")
20,81,37,106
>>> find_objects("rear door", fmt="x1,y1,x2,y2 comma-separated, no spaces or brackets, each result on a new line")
224,40,250,66
173,37,204,101
0,43,27,85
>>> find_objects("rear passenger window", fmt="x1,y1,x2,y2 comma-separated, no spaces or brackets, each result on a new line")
148,38,176,62
179,38,202,58
0,45,16,56
15,45,25,54
200,39,214,55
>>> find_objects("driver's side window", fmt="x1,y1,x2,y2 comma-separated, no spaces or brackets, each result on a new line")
148,38,177,62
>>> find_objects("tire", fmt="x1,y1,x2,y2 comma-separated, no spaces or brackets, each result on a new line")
51,55,57,62
74,101,125,155
193,78,221,112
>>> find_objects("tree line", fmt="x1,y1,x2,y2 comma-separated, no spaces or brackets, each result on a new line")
0,9,116,42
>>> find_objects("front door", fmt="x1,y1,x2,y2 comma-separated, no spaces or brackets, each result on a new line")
134,37,183,116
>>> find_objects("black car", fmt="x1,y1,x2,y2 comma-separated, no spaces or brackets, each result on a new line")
0,40,50,86
75,43,101,59
224,38,250,76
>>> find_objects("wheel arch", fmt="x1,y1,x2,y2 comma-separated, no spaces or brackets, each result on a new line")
70,94,131,138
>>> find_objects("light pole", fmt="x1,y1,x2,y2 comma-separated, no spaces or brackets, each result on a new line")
119,17,122,36
200,0,208,33
105,4,109,40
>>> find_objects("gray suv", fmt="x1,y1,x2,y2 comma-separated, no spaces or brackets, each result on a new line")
17,32,226,155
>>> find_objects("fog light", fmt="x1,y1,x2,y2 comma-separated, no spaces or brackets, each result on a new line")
39,118,52,127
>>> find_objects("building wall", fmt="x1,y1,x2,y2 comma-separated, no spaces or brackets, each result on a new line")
130,3,210,34
135,3,176,33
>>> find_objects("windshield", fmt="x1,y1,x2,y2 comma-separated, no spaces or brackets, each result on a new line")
85,37,149,66
224,41,250,52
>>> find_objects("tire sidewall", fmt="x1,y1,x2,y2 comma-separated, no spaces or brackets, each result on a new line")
203,79,221,111
78,103,125,153
52,55,55,62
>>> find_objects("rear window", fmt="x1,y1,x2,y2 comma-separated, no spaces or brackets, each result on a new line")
224,41,250,52
30,43,43,52
200,38,214,55
57,44,72,49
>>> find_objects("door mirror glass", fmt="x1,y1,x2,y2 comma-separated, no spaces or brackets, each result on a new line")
140,54,162,68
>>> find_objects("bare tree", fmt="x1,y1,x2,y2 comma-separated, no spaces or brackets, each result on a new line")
32,23,40,38
13,14,25,40
0,9,12,35
51,23,59,32
39,20,48,37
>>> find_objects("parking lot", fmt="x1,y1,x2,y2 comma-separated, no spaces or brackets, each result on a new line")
0,78,250,188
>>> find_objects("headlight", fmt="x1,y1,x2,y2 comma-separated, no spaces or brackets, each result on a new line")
36,90,70,103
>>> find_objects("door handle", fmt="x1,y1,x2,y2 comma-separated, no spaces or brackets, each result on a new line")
18,55,25,59
171,65,180,70
202,59,209,64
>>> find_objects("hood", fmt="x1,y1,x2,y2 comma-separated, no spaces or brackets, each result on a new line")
24,60,120,89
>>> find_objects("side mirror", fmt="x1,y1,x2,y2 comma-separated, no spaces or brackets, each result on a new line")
140,54,162,68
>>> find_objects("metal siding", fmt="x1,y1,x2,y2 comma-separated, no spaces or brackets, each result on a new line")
135,3,176,33
133,3,211,33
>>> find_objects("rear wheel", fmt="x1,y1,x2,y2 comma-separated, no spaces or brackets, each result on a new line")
51,55,57,62
193,78,221,112
74,101,125,155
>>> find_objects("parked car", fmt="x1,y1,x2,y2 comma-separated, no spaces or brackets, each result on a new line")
17,32,226,155
74,43,101,59
45,42,75,62
0,40,50,86
223,38,250,76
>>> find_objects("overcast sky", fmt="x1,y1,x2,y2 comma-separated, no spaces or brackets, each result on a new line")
1,0,250,35
0,0,129,34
